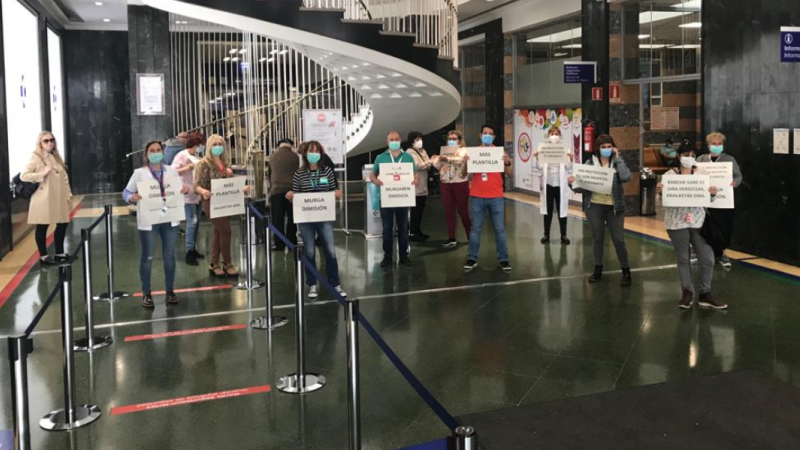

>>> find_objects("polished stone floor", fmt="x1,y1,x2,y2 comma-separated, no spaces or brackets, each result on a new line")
1,194,799,449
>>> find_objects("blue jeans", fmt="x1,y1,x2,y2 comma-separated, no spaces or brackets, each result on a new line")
380,207,409,259
184,203,202,251
139,223,179,295
298,221,340,287
467,196,509,262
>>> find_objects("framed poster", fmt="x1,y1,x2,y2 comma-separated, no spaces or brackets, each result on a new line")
136,73,165,116
302,109,343,164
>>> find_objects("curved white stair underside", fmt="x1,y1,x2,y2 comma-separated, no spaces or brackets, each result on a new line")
143,0,461,156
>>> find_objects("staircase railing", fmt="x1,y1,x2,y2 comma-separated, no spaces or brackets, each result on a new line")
303,0,458,65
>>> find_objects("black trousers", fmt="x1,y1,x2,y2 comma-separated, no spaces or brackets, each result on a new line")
543,186,567,237
35,223,69,257
270,194,297,249
410,196,427,235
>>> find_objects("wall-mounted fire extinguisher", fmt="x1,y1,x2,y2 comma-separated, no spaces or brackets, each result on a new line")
583,121,596,155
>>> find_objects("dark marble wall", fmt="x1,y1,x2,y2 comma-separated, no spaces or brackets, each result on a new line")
704,0,800,266
64,31,131,194
128,6,173,153
0,1,10,257
581,0,609,135
459,19,505,145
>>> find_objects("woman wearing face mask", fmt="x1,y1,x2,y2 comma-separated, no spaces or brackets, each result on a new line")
286,141,346,299
659,138,678,167
534,127,573,245
568,135,632,286
21,132,73,266
194,134,250,278
172,132,205,265
657,144,727,310
696,132,742,270
432,130,471,248
123,141,191,308
406,131,432,242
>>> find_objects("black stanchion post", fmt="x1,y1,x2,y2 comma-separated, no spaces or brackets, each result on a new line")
250,217,287,330
237,200,264,291
94,205,129,302
8,335,33,449
75,229,112,352
41,266,102,431
345,298,361,450
277,245,326,394
451,426,477,450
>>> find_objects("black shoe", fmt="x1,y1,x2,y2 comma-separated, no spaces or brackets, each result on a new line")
189,249,205,260
679,289,694,309
54,253,70,262
400,256,412,266
380,257,392,268
442,239,458,248
409,234,425,243
142,294,155,309
463,259,478,272
39,256,57,267
698,292,727,310
541,235,550,244
561,236,570,245
420,233,430,240
499,261,512,273
620,267,632,287
588,265,603,283
185,252,199,266
166,291,179,305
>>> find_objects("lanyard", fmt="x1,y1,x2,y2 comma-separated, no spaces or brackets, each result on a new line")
389,151,400,164
309,168,321,191
148,165,166,198
215,160,227,177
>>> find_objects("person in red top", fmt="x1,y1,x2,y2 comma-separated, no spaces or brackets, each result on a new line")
463,124,513,273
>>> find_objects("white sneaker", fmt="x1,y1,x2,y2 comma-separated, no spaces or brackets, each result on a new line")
308,285,318,299
335,286,348,297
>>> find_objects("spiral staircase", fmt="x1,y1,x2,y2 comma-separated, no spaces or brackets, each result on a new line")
142,0,462,156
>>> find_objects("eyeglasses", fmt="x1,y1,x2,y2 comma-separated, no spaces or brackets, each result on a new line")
42,138,56,144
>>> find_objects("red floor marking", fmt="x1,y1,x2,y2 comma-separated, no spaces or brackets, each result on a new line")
132,284,234,297
124,324,247,342
111,385,271,415
0,202,85,310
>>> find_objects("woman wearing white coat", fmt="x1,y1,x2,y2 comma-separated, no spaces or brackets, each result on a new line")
534,127,573,244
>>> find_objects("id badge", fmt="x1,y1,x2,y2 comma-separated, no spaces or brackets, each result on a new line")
319,177,329,185
685,213,693,224
160,198,168,216
481,173,488,182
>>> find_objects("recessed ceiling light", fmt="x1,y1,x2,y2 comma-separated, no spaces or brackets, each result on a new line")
94,1,103,5
267,57,275,62
269,50,279,55
229,49,238,54
671,0,701,9
640,44,668,49
175,20,188,24
679,22,702,28
238,49,247,54
223,57,231,62
231,57,240,62
668,44,702,49
103,18,110,22
259,57,267,62
554,52,568,57
639,34,651,39
560,44,582,49
278,50,288,55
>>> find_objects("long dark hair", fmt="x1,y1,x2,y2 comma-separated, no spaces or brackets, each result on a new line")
298,140,325,170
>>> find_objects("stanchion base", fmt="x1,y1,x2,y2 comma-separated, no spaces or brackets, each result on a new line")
40,405,101,431
277,374,326,394
93,291,129,302
250,316,288,330
74,335,113,352
235,280,265,291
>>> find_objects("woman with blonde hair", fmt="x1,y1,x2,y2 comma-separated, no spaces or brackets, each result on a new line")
432,130,471,248
21,131,73,266
194,134,250,277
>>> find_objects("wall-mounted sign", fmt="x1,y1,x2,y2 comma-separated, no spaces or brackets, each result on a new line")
780,27,800,63
609,83,621,103
302,109,344,164
592,87,603,101
136,73,165,116
651,107,680,130
564,62,597,84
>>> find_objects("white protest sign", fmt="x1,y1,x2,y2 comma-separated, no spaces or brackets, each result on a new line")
136,176,186,226
210,177,246,218
440,146,460,157
379,162,416,208
694,162,734,209
572,164,615,195
536,143,570,165
661,174,711,208
293,192,336,224
466,147,504,173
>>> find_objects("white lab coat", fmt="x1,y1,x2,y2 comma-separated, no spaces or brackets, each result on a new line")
536,163,570,219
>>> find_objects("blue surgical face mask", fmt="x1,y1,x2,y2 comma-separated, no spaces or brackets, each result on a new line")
148,152,164,164
481,134,494,145
710,145,723,155
447,139,458,147
388,141,402,151
211,145,224,156
197,145,205,155
599,147,613,158
307,153,321,164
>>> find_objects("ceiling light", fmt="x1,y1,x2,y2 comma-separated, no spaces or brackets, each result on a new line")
554,52,568,57
223,57,231,62
269,50,279,55
560,44,582,49
640,44,668,49
231,57,240,62
639,11,688,25
278,50,288,55
259,57,267,62
94,2,103,5
671,0,701,9
668,44,702,49
679,22,702,28
267,57,275,62
229,49,238,54
639,34,651,39
103,18,110,22
527,27,582,43
238,49,247,54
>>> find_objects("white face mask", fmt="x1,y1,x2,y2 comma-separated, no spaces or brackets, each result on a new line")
413,140,423,150
548,135,561,144
680,156,696,169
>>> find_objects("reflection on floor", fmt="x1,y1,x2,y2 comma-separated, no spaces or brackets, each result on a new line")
0,192,799,449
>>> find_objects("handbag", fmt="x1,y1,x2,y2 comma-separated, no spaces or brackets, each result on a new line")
12,153,47,199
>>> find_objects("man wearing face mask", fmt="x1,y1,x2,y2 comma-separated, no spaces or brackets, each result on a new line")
369,131,419,267
269,139,300,251
463,124,513,273
696,132,742,270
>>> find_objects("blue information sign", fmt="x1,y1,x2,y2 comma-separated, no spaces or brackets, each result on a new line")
563,62,597,84
781,27,800,63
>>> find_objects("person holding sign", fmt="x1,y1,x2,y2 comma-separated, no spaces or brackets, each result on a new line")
432,130,471,248
369,131,419,268
534,127,573,245
172,132,206,266
123,141,191,308
406,131,433,242
567,135,633,286
463,124,513,273
194,134,250,278
286,141,346,299
656,145,727,310
696,132,742,270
